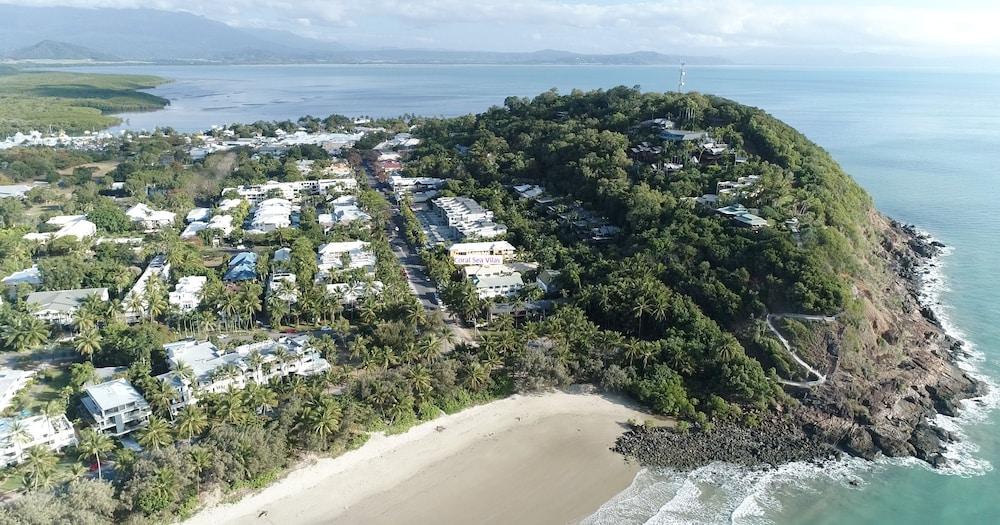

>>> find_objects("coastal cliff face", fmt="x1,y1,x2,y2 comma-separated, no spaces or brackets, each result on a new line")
795,214,981,466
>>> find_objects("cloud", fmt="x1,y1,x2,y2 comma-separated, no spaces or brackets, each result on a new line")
6,0,1000,56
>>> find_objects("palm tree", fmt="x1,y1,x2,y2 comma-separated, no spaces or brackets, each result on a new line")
417,335,442,363
2,315,49,353
244,383,277,415
74,328,102,361
176,405,209,440
76,429,114,480
246,350,265,383
464,361,491,392
114,448,138,478
297,395,342,439
632,294,651,337
214,389,249,424
188,446,213,492
220,292,241,331
4,419,31,463
19,446,58,491
138,417,173,450
123,293,145,323
407,365,433,400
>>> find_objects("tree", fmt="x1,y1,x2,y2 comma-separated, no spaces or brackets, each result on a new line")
20,446,58,491
188,446,213,492
74,328,102,361
297,395,342,440
138,417,173,450
76,428,114,481
464,361,491,392
2,314,49,353
176,405,208,440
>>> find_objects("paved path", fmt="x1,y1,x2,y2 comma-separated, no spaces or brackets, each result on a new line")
767,312,839,388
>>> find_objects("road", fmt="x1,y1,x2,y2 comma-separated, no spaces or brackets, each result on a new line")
767,313,839,388
363,165,475,345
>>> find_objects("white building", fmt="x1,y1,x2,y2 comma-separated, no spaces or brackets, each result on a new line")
326,280,384,305
536,269,562,295
217,198,244,212
23,215,96,243
248,198,294,234
389,176,445,202
330,195,371,225
449,241,517,265
316,241,377,281
26,288,109,325
0,368,34,413
0,415,77,467
169,276,207,312
80,379,151,437
431,196,508,240
268,271,298,303
471,273,524,299
126,203,177,231
2,265,42,295
123,255,171,323
156,336,330,414
186,208,212,223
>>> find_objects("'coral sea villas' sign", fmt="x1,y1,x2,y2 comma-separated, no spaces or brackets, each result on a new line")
453,255,504,266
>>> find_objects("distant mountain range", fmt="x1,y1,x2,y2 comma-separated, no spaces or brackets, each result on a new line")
0,5,726,65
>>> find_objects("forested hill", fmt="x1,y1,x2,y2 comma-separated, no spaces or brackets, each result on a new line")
407,87,879,416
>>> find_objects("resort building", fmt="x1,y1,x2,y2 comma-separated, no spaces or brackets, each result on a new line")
716,204,769,230
716,174,762,203
155,336,330,414
536,269,562,295
80,379,152,437
390,176,445,203
268,271,298,303
330,195,371,225
22,215,96,243
1,265,41,296
431,197,508,240
316,241,376,281
169,276,207,313
26,287,109,325
0,415,77,467
0,368,34,413
123,255,171,323
471,273,524,299
125,203,177,231
449,241,517,265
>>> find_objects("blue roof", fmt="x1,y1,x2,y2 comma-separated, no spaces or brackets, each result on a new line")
224,264,257,282
228,252,257,268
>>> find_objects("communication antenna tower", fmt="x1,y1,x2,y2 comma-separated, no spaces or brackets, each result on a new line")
677,62,687,92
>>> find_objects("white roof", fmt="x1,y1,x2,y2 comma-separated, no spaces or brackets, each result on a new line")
26,288,108,313
2,266,41,287
186,208,212,223
449,241,516,253
83,379,147,411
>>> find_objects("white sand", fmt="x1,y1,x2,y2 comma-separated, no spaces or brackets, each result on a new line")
184,390,654,525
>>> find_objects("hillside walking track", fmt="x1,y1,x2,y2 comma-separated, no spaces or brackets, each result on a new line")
767,312,839,388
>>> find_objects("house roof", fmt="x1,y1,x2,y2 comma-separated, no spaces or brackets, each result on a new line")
2,266,41,287
26,288,108,314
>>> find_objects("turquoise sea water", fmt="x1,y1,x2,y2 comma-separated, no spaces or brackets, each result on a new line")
69,64,1000,523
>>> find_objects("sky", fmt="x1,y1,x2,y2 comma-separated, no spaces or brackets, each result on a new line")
6,0,1000,59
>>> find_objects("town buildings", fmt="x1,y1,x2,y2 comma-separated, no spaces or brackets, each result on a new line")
80,379,152,437
316,241,376,281
22,215,97,243
125,203,177,231
123,255,171,323
169,276,207,312
449,241,517,265
222,178,357,206
0,368,34,413
224,252,258,282
431,196,508,240
471,273,524,299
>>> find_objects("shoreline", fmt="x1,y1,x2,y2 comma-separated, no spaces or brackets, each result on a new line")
184,389,657,525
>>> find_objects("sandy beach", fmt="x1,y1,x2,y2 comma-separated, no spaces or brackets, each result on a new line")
184,390,655,525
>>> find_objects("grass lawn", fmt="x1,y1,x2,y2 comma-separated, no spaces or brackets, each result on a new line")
9,365,72,416
0,69,168,136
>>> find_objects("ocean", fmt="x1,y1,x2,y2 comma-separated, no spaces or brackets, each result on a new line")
67,64,1000,523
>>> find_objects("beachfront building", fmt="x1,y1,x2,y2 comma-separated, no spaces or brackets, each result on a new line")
222,178,357,206
316,241,376,282
0,415,77,467
155,336,330,414
449,241,517,265
169,276,207,313
22,215,96,243
123,255,171,323
471,273,524,299
125,203,177,231
0,368,34,413
26,287,109,325
80,379,152,437
431,197,508,240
